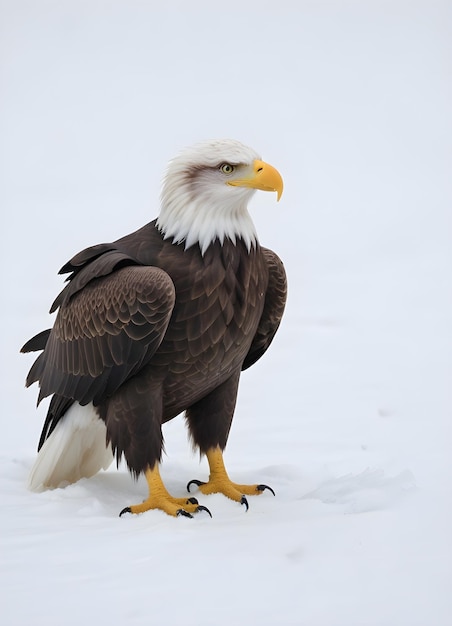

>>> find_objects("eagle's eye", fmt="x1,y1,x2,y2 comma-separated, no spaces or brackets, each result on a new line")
220,163,235,175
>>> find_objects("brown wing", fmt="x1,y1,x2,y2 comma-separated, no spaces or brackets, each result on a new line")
25,265,175,406
242,247,287,371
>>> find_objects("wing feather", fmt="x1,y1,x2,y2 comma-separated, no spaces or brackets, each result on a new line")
242,248,287,371
26,265,175,405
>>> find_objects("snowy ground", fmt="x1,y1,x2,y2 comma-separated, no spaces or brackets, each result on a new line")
1,2,451,625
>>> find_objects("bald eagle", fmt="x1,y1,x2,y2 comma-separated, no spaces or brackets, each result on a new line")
22,139,287,517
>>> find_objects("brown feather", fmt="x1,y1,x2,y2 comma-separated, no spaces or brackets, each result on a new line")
23,220,287,475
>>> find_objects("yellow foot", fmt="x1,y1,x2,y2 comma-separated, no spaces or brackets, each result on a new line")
187,447,275,511
119,464,212,518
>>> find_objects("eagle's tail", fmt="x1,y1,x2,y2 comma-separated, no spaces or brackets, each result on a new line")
28,402,114,492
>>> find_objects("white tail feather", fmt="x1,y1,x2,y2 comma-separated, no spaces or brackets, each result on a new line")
28,402,114,492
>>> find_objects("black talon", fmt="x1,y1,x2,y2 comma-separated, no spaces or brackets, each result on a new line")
187,479,206,492
186,497,199,505
257,484,276,496
240,495,249,512
196,505,212,518
176,509,194,518
119,506,132,517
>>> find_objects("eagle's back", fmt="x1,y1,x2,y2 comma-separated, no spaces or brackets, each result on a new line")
24,221,270,450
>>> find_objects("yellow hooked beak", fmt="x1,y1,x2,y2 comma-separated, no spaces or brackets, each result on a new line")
228,159,284,201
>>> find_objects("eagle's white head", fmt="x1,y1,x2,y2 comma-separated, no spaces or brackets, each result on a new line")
157,139,283,255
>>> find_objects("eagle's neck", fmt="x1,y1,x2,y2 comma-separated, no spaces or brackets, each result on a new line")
156,185,258,256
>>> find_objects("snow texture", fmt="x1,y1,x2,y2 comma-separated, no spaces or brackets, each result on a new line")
1,1,451,625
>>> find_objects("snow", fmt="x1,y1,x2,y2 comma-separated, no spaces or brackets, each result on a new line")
1,1,451,625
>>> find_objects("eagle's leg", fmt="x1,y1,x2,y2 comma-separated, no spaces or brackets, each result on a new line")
187,446,275,510
185,374,275,509
119,464,211,518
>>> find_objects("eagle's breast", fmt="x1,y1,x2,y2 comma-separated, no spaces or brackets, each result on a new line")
147,235,268,414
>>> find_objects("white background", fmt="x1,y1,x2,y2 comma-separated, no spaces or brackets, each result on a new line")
1,1,451,625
